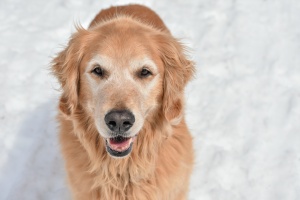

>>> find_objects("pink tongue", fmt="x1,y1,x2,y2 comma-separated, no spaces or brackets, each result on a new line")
108,138,132,152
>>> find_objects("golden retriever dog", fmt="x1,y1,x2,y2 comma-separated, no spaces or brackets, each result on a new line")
52,4,195,200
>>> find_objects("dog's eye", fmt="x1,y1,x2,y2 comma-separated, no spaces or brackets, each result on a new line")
139,68,152,78
92,65,104,77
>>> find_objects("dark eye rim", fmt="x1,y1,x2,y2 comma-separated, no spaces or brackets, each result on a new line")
139,68,152,78
91,65,104,77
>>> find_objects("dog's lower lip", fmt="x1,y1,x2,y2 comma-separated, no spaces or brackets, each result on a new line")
107,136,132,151
105,135,137,157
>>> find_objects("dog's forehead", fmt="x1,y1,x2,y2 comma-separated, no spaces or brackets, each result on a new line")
80,21,165,73
86,40,161,72
94,22,149,53
98,40,153,66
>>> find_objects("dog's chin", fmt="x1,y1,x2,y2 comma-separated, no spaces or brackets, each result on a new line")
105,135,137,158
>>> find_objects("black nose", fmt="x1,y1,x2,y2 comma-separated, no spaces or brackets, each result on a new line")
104,110,135,132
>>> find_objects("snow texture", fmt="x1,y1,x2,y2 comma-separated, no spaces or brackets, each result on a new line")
0,0,300,199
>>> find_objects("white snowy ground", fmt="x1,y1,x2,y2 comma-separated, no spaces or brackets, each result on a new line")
0,0,299,199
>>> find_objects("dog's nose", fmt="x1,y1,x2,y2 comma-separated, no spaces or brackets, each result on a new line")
105,110,135,132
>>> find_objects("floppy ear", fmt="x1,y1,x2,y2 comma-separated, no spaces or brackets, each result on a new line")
52,28,88,118
156,34,195,124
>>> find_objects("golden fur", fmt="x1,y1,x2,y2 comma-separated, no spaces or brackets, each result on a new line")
52,4,195,200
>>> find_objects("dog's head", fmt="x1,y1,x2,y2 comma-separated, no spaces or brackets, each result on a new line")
52,18,194,158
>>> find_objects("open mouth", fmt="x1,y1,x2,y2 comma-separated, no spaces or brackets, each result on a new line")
105,135,136,157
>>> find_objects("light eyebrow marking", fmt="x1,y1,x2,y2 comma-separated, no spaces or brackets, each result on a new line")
86,55,114,72
130,57,158,74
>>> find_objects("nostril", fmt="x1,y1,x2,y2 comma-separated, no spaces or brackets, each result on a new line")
108,121,117,128
123,121,132,127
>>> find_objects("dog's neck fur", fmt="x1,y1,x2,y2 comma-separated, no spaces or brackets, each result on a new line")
69,106,172,198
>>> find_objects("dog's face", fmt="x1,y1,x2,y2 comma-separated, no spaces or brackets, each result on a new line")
53,18,194,158
80,26,164,157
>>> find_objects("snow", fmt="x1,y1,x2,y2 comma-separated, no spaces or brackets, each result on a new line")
0,0,300,199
